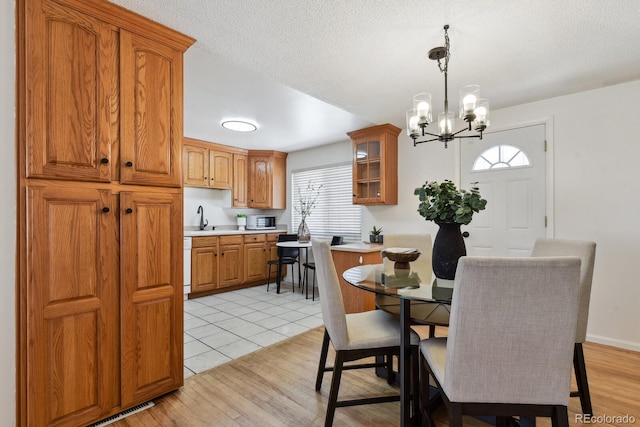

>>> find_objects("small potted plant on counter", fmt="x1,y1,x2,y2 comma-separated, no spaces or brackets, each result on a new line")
236,213,247,231
369,225,383,244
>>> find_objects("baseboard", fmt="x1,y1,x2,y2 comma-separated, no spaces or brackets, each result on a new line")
587,334,640,352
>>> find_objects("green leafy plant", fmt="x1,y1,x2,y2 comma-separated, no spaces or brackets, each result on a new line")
370,225,383,235
414,179,487,225
295,181,323,218
236,213,246,218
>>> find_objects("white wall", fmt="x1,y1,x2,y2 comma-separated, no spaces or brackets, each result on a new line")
488,80,640,350
287,80,640,351
2,0,16,424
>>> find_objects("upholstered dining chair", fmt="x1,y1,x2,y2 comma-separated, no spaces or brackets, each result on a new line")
312,239,421,427
303,235,343,300
266,234,300,293
531,238,597,415
420,256,582,427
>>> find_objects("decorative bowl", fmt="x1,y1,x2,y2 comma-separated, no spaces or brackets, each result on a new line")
381,248,421,270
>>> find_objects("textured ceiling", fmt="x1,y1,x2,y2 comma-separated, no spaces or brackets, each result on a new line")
110,0,640,151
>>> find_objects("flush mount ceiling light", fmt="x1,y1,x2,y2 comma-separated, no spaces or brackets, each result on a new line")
407,25,490,149
221,120,257,132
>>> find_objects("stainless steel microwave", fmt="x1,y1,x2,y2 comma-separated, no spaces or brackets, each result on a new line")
246,215,276,230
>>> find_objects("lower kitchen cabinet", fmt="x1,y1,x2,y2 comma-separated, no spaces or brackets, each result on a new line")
219,235,244,287
120,191,183,406
331,244,383,313
25,183,184,425
191,236,220,292
244,234,268,282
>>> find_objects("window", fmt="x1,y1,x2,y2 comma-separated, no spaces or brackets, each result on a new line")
472,144,531,171
292,164,361,242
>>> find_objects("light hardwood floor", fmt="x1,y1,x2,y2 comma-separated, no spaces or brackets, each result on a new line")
113,327,640,426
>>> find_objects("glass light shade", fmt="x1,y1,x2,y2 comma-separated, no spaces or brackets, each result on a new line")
459,85,480,119
473,98,490,129
406,109,420,138
413,93,432,125
438,111,454,136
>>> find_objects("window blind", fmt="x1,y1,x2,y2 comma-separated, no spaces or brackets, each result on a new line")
291,164,361,242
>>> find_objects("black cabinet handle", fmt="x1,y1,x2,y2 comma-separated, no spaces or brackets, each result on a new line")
102,207,110,213
462,231,470,238
101,158,109,164
125,208,133,214
125,161,133,167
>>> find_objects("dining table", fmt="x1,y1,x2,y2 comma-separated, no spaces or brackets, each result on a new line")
275,240,312,294
342,263,453,427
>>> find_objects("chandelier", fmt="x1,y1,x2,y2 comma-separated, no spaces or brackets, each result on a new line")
406,25,489,148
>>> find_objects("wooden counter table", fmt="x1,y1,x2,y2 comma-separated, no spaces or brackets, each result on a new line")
330,242,383,313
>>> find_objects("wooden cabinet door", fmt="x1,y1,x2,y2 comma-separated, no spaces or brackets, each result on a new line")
120,31,183,187
191,246,219,292
248,155,271,208
183,144,208,187
219,244,243,287
244,243,268,282
26,184,118,427
233,153,248,207
120,191,183,406
25,0,117,182
210,150,232,189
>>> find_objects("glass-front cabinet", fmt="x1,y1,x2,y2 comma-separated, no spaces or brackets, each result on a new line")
348,124,400,205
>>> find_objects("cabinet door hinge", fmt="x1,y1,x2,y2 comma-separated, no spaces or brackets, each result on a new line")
545,216,548,228
544,140,547,152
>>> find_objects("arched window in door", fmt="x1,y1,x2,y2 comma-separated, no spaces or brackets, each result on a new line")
472,144,531,171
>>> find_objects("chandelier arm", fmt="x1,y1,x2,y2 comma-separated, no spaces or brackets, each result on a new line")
413,136,441,146
451,127,472,137
421,130,442,138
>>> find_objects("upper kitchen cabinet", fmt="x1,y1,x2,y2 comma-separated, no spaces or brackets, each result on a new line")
348,124,400,205
120,31,183,187
24,0,118,182
24,0,189,187
183,138,247,191
248,150,288,209
233,153,248,208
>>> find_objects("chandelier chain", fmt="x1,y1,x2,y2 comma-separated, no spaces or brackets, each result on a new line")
437,26,450,74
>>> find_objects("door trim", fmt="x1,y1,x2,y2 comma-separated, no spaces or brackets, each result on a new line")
455,116,555,238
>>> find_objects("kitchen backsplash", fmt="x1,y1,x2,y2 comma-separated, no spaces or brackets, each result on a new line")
183,187,287,228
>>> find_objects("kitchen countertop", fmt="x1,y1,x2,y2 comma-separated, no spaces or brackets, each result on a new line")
330,242,383,253
184,228,287,237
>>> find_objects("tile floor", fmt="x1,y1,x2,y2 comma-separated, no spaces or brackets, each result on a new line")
183,280,322,379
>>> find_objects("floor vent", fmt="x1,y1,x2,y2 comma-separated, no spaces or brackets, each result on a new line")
87,401,155,427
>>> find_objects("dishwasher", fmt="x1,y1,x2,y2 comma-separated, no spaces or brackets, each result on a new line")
183,237,192,299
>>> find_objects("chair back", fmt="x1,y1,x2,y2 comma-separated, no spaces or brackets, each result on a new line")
383,234,432,279
444,256,581,405
311,240,348,350
531,238,596,343
330,236,344,246
277,233,299,258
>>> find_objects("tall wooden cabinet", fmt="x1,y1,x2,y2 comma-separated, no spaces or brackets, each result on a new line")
347,124,400,205
17,0,195,425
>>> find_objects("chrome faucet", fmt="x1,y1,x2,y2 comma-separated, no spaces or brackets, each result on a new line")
197,206,208,230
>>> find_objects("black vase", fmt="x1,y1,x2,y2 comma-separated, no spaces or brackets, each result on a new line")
432,221,466,280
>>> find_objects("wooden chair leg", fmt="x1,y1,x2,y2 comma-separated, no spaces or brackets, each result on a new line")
574,343,593,415
325,351,346,427
316,329,331,391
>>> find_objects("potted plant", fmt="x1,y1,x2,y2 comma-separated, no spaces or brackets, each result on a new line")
369,225,383,244
236,213,247,231
414,179,487,279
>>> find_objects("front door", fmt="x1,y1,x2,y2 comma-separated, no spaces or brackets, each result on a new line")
460,123,547,256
